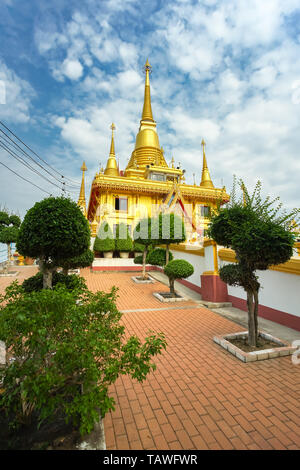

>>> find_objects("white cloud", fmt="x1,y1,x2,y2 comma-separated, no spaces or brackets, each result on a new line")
0,61,35,123
61,58,84,80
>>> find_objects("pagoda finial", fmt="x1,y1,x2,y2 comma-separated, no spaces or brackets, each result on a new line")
200,139,214,189
109,123,116,156
104,123,119,177
141,59,154,122
78,161,87,217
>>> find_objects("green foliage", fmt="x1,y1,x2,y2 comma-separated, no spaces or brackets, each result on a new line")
0,226,19,245
133,255,143,265
9,215,21,228
0,211,10,227
147,248,173,267
0,283,167,436
158,213,186,245
207,178,299,346
93,222,115,252
16,197,90,265
22,272,87,293
59,249,94,271
133,217,159,247
133,241,145,253
164,259,194,280
115,224,133,252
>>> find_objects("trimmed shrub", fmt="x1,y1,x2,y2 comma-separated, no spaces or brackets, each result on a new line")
164,259,194,295
93,222,115,253
60,249,94,274
133,241,145,253
115,223,133,252
147,248,173,267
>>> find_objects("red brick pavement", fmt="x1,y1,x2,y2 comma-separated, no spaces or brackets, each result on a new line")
1,267,300,450
81,269,300,450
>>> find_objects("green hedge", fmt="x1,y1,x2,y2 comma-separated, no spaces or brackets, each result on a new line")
147,248,173,267
93,222,115,252
115,223,133,252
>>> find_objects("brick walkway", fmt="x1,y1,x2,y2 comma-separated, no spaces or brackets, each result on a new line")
1,267,300,450
82,269,300,451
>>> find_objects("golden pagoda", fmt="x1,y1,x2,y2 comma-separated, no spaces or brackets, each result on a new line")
84,60,229,243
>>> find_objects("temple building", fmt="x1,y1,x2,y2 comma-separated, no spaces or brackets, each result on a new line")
78,60,229,245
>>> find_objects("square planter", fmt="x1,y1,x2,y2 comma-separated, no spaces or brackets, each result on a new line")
153,292,186,302
131,275,155,284
213,331,297,362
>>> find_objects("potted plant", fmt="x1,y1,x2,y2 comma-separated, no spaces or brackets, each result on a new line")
147,248,173,268
133,241,145,258
115,224,133,258
93,222,115,259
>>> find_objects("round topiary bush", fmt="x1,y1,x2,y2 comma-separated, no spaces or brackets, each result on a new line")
147,248,173,267
164,259,194,295
60,249,94,274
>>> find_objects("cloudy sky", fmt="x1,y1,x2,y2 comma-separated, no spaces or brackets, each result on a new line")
0,0,300,217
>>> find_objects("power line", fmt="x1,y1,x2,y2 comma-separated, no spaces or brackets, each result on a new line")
0,139,79,196
0,160,54,196
0,120,81,187
0,128,80,191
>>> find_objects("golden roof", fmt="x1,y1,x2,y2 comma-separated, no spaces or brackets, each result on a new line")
104,123,120,177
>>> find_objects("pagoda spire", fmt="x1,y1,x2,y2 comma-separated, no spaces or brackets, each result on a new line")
104,123,120,177
141,59,154,122
78,161,87,216
200,139,214,189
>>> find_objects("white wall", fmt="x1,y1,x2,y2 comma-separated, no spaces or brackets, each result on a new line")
170,250,205,288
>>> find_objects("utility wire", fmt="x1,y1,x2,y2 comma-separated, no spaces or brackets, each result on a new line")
0,139,78,195
0,160,54,196
0,129,80,190
0,120,81,187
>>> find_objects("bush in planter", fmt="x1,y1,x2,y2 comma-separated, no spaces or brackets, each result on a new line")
93,222,115,254
0,282,167,436
115,224,133,255
22,271,87,293
164,259,194,296
16,197,90,289
207,178,299,347
147,248,173,267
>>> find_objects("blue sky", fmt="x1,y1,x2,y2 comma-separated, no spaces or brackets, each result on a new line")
0,0,300,217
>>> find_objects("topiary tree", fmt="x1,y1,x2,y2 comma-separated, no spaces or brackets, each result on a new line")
0,282,167,438
133,241,145,254
59,248,94,275
133,217,159,279
147,248,173,267
22,271,87,293
115,223,133,254
158,213,186,264
93,222,115,254
164,259,194,296
206,178,300,347
16,197,90,289
0,212,21,272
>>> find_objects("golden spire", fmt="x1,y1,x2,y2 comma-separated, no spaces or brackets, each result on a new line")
104,123,119,177
78,161,87,217
200,139,214,189
141,59,154,122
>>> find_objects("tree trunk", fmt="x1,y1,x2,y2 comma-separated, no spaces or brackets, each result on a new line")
253,288,259,341
166,245,170,265
169,278,175,295
247,289,257,347
142,248,147,280
38,259,54,289
7,243,11,266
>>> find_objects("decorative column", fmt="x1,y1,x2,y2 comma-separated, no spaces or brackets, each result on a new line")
200,239,228,302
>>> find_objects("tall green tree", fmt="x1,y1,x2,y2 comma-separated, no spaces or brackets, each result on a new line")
17,197,90,289
207,178,300,347
0,211,21,272
158,213,186,264
133,217,158,279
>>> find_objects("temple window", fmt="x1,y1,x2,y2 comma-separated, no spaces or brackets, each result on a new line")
149,172,166,182
199,205,211,218
115,197,128,212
